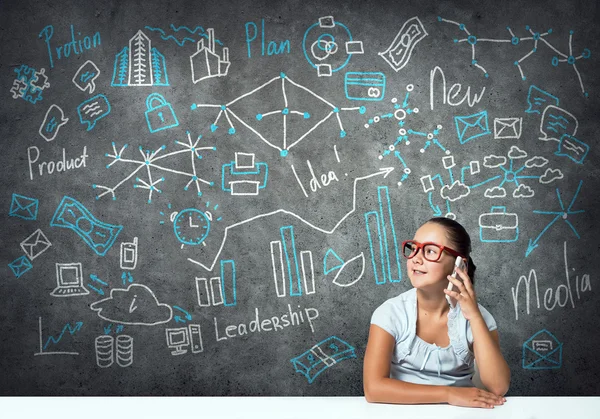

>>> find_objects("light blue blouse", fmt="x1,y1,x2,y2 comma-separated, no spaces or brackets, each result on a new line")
371,287,497,387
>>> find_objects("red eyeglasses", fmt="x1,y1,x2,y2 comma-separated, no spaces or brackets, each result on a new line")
402,240,465,262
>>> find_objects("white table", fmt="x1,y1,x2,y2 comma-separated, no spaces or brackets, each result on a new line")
3,396,599,418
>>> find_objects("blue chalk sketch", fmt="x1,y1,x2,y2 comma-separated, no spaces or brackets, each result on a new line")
281,226,302,296
323,249,344,275
221,154,268,195
8,255,33,278
478,206,519,243
368,85,445,185
10,64,50,104
50,196,123,256
523,329,562,370
43,321,83,351
220,260,236,307
290,336,357,383
463,146,563,200
111,30,169,86
302,17,354,75
88,273,109,296
173,208,211,245
438,17,590,96
145,24,224,47
526,85,559,114
9,193,39,220
145,93,179,133
526,180,584,257
364,186,402,285
344,72,385,101
455,111,491,144
77,94,111,131
556,134,589,164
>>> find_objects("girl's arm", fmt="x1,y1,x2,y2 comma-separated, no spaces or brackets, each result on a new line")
363,324,449,404
470,321,511,396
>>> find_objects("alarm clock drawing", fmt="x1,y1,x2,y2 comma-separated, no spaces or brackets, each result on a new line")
172,208,211,245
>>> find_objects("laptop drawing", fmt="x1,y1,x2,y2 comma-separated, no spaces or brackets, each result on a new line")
51,263,89,297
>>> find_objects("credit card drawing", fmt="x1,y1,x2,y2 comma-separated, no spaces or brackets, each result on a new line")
50,196,123,256
379,16,428,72
344,72,386,101
290,336,356,383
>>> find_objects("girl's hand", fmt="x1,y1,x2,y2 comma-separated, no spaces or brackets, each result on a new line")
444,266,482,321
447,386,506,409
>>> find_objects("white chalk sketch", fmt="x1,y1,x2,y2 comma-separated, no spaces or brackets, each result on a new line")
165,324,203,355
190,28,230,83
20,228,52,260
90,284,173,326
189,167,394,271
269,226,313,297
512,242,591,320
39,104,69,142
95,335,114,367
51,263,90,297
94,131,216,202
472,147,563,199
539,105,578,142
332,252,365,287
379,16,428,72
120,237,139,270
191,73,364,156
195,277,225,306
111,30,169,87
72,60,100,93
34,317,82,356
494,117,522,139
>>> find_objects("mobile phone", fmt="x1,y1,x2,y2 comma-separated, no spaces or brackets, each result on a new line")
445,256,467,307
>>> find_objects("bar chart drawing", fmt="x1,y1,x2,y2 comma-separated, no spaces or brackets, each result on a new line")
270,225,315,297
195,260,236,307
364,186,402,285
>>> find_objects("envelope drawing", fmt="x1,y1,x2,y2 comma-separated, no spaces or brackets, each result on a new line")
494,117,522,139
8,255,33,278
20,228,52,260
9,193,39,220
454,111,491,144
522,329,562,370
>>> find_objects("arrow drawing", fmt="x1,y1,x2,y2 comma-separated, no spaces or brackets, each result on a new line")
188,167,394,271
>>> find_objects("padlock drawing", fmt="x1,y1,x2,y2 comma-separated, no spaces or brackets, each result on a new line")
190,28,230,83
145,93,179,133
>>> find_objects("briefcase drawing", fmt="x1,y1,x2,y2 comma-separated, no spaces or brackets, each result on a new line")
145,93,179,133
478,206,519,243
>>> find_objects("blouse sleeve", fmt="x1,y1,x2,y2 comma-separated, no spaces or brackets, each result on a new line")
466,304,498,345
370,300,405,343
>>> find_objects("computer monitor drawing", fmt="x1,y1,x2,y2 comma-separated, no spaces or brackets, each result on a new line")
51,263,89,297
165,328,189,355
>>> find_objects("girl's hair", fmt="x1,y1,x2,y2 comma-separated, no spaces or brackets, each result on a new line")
426,217,477,284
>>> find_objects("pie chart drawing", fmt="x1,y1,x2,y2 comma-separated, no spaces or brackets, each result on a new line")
332,252,365,287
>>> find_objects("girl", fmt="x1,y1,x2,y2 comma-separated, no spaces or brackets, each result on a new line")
363,217,510,408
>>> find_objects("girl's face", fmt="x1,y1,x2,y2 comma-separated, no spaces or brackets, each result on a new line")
407,222,458,290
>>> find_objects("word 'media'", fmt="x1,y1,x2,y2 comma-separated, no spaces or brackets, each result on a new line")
28,146,89,180
39,25,101,69
214,304,319,342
